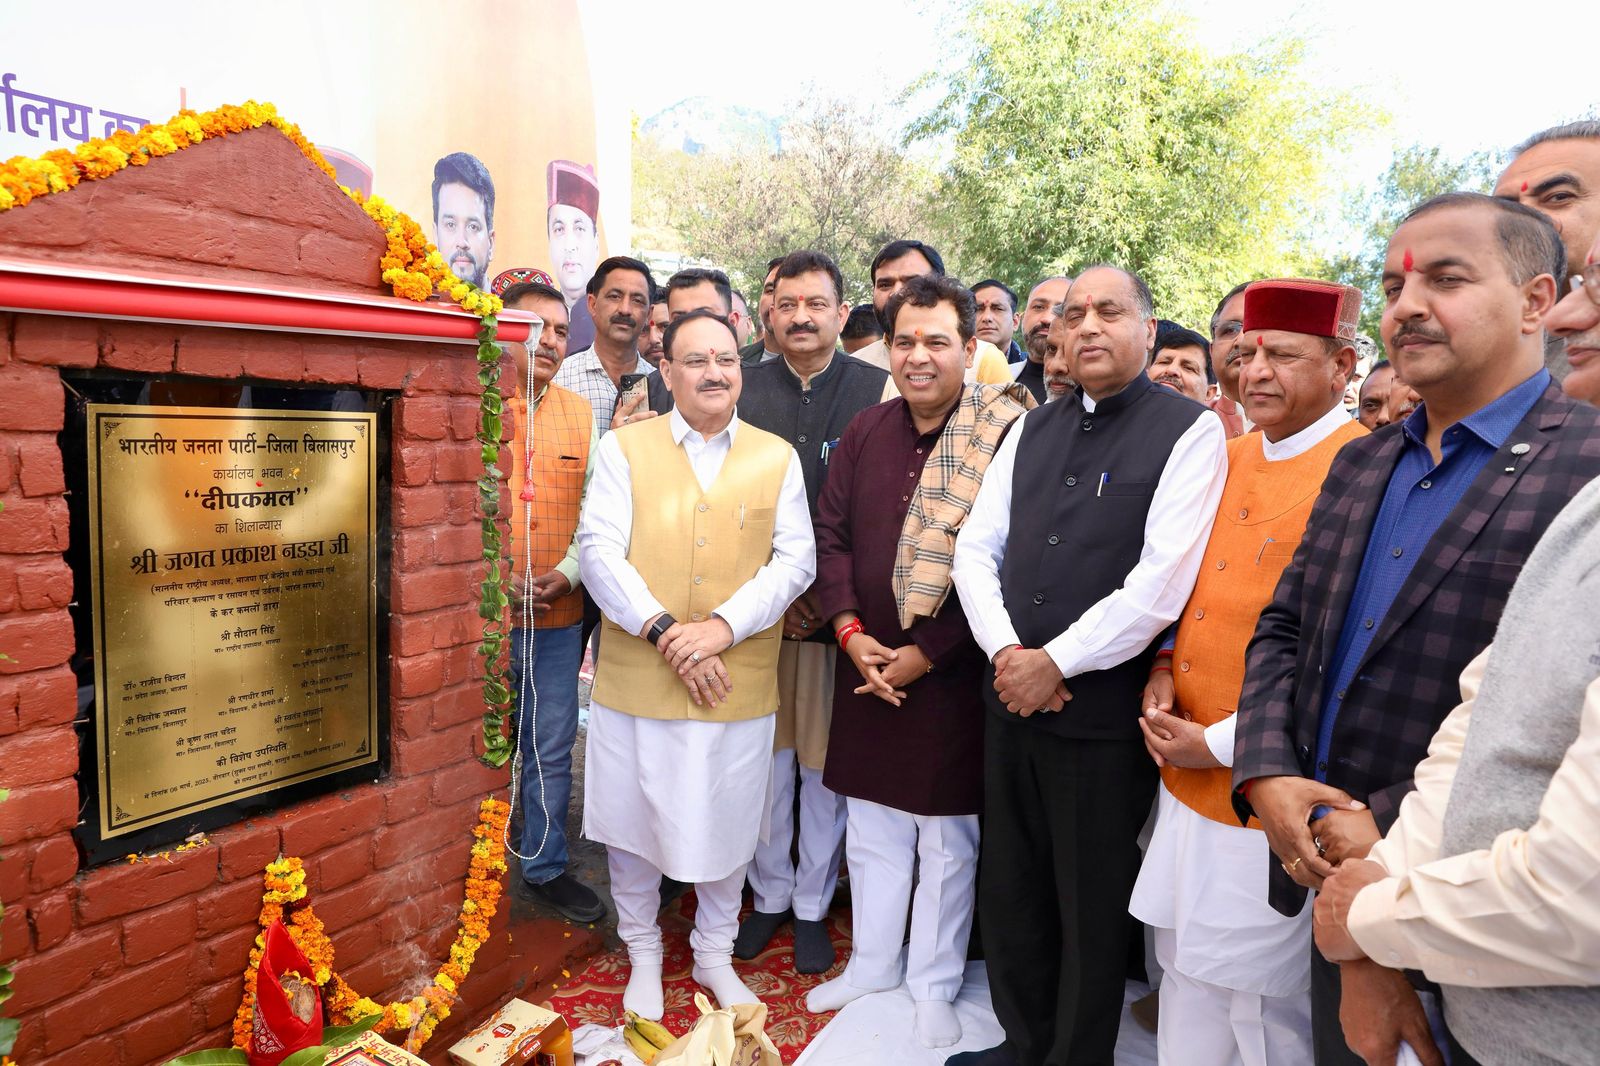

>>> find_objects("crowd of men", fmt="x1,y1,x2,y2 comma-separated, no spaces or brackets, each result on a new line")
484,119,1600,1066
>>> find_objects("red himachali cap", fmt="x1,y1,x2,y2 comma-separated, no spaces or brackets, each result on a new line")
491,267,557,296
547,160,599,220
1242,278,1362,341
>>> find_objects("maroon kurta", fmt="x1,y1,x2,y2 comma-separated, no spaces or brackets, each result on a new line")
814,397,986,816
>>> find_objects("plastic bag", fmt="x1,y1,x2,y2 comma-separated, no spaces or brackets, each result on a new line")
249,919,325,1066
652,994,780,1066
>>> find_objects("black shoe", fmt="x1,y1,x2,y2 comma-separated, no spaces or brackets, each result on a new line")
945,1045,1020,1066
792,917,835,974
517,871,606,924
732,908,792,959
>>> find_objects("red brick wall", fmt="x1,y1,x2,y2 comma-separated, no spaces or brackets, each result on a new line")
0,311,592,1065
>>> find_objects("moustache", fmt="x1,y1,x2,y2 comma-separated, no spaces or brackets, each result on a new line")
1394,324,1448,346
786,323,818,335
609,314,637,327
696,383,730,393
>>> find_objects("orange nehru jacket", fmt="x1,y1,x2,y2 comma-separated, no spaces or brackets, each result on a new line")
1164,419,1367,825
507,385,592,629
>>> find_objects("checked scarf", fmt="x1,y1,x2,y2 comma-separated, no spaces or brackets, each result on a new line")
893,381,1035,629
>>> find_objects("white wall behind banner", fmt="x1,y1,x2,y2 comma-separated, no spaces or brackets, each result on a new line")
2,0,631,345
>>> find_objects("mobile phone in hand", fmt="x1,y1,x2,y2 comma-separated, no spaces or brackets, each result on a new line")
619,372,648,409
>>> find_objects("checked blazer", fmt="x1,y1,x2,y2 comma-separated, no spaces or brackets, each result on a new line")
1231,383,1600,915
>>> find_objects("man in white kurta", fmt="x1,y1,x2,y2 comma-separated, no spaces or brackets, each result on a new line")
578,310,815,1020
1127,279,1367,1065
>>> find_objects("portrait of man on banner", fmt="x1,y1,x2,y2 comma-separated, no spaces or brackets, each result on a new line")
432,151,496,290
548,158,601,352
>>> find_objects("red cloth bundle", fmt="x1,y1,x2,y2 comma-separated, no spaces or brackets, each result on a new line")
250,919,325,1066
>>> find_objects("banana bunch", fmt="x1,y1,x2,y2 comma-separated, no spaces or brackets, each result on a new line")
623,1011,675,1063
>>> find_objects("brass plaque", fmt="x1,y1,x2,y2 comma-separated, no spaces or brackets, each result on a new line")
86,405,379,839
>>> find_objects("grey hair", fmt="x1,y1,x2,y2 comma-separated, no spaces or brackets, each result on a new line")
1514,120,1600,155
1071,263,1154,319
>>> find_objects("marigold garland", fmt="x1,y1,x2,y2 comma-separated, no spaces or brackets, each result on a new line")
0,99,502,321
231,798,510,1054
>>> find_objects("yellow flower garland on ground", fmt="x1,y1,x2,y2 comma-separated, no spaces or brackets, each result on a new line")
232,798,510,1053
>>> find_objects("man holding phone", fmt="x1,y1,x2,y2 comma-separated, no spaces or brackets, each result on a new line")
554,255,656,437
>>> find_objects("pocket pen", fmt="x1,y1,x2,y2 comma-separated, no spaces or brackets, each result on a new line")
1098,472,1110,497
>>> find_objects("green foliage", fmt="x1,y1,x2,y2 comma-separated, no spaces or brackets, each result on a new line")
1319,145,1496,340
320,1013,383,1048
151,1012,380,1066
474,313,515,769
634,100,942,302
906,0,1375,326
158,1050,250,1065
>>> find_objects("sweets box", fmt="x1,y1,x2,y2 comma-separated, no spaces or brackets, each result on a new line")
447,998,573,1066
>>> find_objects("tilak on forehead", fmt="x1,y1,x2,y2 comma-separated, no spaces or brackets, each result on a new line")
1402,248,1414,272
1522,181,1529,192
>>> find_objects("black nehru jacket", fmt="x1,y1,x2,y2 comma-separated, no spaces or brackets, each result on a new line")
740,351,888,642
990,374,1208,737
1014,357,1046,403
737,352,888,515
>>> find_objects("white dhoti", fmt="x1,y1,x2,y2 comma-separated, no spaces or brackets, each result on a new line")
583,700,776,884
748,642,847,921
1130,784,1313,1066
842,797,979,1002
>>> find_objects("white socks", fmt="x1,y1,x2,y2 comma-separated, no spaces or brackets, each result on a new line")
807,979,962,1046
914,998,962,1048
693,962,758,1007
806,974,890,1014
623,960,664,1020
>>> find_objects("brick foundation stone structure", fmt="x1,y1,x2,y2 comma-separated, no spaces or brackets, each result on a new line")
0,126,600,1064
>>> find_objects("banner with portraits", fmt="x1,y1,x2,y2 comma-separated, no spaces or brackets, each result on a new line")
1,0,629,348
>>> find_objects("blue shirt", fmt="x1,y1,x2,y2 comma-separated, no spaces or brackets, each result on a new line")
1313,369,1550,780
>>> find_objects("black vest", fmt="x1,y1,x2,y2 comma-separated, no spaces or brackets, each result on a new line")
737,353,888,515
989,373,1206,738
738,351,887,642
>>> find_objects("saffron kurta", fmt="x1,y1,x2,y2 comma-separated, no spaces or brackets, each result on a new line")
813,398,987,816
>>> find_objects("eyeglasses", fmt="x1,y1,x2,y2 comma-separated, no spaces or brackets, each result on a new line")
670,353,741,370
1569,271,1600,308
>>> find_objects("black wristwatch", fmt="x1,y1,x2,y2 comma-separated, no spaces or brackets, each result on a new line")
647,614,677,644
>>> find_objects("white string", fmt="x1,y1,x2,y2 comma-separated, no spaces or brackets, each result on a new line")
504,327,551,868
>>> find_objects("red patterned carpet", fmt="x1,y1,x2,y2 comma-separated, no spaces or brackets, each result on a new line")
549,892,853,1062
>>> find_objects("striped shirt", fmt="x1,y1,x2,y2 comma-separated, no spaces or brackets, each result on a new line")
551,346,651,436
